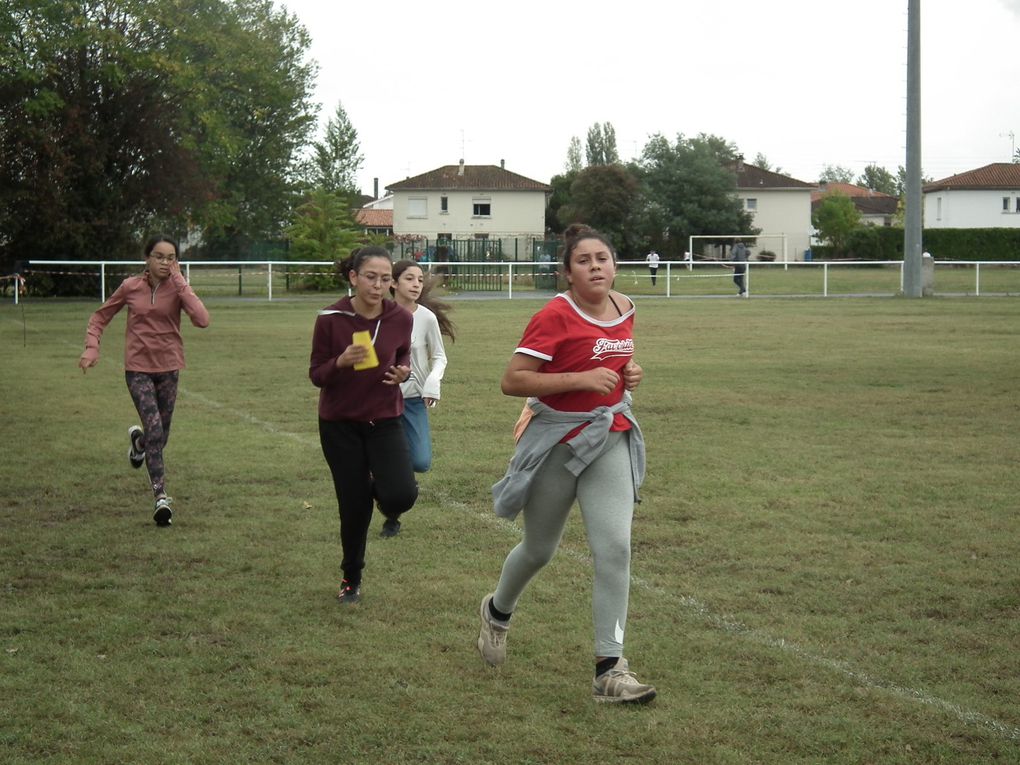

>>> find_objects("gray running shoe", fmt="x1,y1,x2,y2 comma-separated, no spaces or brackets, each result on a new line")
476,594,509,666
592,658,657,704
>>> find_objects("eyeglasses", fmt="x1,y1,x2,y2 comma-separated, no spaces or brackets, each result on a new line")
357,272,392,286
150,254,176,263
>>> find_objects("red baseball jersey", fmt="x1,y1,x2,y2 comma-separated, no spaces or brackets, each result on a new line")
515,293,635,431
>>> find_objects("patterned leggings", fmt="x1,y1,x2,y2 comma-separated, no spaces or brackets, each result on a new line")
125,370,179,497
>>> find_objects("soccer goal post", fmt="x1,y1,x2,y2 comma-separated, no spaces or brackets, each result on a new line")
688,233,789,265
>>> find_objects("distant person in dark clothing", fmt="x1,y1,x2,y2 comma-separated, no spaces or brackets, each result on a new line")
730,242,748,296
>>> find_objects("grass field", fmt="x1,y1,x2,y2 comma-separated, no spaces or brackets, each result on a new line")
2,294,1019,764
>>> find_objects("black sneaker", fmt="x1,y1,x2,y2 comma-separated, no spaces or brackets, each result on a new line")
153,495,173,527
337,579,361,605
128,426,144,469
380,518,401,538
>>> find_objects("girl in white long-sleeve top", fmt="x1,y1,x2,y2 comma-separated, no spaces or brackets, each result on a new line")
384,260,456,537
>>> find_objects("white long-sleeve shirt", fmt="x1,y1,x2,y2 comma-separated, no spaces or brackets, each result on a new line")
400,304,448,401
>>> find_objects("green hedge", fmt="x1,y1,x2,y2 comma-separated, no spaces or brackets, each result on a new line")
812,227,1020,261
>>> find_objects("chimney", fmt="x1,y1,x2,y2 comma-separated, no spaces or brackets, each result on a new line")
500,159,505,169
458,158,465,176
735,154,744,173
373,177,378,200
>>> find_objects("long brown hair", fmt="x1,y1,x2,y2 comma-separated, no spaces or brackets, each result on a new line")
392,259,456,341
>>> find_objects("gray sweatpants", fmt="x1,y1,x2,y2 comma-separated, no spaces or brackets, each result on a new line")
492,430,634,657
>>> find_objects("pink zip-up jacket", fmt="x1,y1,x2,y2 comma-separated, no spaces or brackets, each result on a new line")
81,271,210,373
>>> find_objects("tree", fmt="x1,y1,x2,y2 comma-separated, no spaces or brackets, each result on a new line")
545,170,578,235
286,189,360,262
306,101,364,195
812,193,861,253
753,152,782,174
633,132,755,258
818,165,856,184
858,164,898,196
557,164,641,256
0,0,317,267
1013,147,1019,164
565,136,583,173
585,122,619,166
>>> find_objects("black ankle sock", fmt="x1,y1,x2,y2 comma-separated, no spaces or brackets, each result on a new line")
488,599,512,623
595,657,618,677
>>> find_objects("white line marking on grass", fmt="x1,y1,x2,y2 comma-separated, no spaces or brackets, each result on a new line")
172,389,1020,744
436,488,1020,743
179,387,319,447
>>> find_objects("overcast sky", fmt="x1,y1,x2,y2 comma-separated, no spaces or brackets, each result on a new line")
276,0,1020,198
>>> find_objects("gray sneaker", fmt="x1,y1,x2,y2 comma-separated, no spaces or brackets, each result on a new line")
128,426,144,469
476,594,509,666
592,658,657,704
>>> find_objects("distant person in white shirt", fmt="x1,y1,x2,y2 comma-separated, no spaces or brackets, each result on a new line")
387,259,456,536
645,250,660,286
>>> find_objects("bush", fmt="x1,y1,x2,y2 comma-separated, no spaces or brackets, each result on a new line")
812,227,1020,261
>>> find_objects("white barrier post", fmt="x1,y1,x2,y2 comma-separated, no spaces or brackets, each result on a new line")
100,262,106,302
267,262,273,301
508,262,513,299
665,263,671,298
975,263,981,296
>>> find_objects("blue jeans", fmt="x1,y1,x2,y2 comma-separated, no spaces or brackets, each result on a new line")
400,396,432,473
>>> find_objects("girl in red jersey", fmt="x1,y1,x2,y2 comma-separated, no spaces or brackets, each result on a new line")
310,247,415,604
78,235,210,527
477,224,656,704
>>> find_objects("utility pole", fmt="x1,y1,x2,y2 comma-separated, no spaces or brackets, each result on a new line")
903,0,923,297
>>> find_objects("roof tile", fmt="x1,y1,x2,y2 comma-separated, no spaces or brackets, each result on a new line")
924,163,1020,192
387,164,551,192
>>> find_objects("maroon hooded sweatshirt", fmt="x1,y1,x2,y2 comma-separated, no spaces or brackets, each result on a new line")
309,296,413,422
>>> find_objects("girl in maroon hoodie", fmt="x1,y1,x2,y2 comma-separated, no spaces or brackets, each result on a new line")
310,247,416,604
79,235,210,526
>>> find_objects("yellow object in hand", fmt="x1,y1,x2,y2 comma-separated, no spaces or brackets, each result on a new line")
351,330,379,370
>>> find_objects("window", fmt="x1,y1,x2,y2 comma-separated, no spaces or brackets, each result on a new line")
472,200,491,217
745,198,757,211
1004,197,1011,212
1016,197,1020,214
936,197,942,221
408,197,427,218
440,195,448,214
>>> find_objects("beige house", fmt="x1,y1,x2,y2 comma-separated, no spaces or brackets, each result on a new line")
923,163,1020,229
386,160,550,259
731,159,814,261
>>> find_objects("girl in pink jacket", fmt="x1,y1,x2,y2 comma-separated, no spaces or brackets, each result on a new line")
78,236,210,526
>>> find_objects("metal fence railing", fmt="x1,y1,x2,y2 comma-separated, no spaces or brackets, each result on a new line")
13,259,1019,304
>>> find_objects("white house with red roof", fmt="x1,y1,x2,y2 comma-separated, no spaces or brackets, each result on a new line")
923,163,1020,228
386,160,550,253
